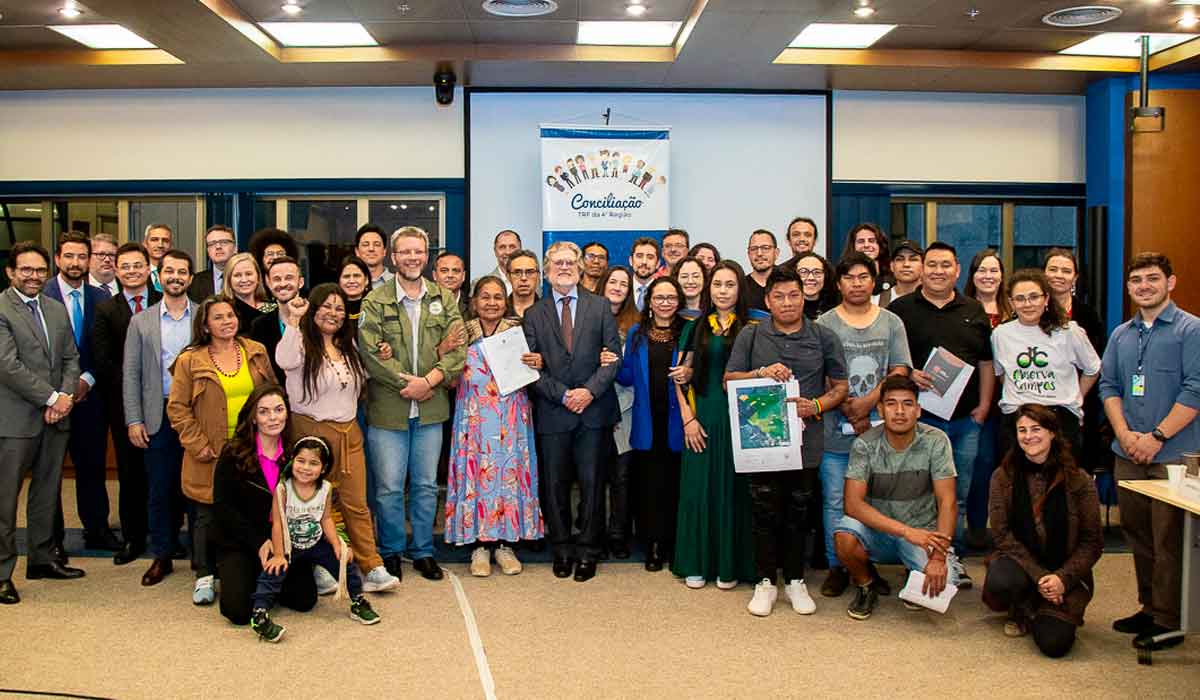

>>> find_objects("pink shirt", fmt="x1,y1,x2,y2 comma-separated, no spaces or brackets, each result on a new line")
257,434,283,493
275,324,362,422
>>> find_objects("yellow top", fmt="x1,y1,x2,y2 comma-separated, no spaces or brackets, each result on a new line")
216,346,254,439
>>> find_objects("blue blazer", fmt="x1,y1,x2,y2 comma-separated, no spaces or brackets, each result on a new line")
43,276,112,382
616,323,683,453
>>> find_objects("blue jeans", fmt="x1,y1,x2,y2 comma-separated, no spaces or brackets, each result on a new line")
968,413,999,532
919,414,981,551
143,409,185,559
819,451,851,568
368,419,443,560
835,515,960,586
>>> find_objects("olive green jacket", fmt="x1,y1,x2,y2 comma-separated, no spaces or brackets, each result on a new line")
358,277,466,429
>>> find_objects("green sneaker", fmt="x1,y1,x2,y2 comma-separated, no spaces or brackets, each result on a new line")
350,596,381,625
250,608,285,642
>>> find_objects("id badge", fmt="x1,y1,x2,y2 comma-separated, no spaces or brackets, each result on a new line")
1131,373,1146,397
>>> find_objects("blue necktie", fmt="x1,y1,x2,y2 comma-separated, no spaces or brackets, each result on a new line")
636,284,645,311
69,289,84,348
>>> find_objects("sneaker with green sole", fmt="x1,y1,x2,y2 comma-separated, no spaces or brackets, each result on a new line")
350,596,381,625
251,608,285,642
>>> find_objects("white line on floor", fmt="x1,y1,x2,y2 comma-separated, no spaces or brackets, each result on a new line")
449,571,498,700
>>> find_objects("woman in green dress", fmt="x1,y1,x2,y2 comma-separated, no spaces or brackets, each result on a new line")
672,260,756,589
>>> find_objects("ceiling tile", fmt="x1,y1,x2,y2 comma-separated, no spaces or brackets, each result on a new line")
578,0,693,22
365,20,475,43
0,0,111,25
873,26,992,51
469,19,580,43
0,26,90,50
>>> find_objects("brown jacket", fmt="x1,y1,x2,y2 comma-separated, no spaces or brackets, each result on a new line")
166,338,275,504
986,463,1103,626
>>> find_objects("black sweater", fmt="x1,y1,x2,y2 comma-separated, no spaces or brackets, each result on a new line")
211,452,274,555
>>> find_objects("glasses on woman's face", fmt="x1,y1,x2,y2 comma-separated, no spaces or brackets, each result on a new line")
797,268,824,279
651,295,678,305
1011,292,1045,306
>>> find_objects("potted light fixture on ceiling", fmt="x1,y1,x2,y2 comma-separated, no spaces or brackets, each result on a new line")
481,0,559,17
1041,5,1123,28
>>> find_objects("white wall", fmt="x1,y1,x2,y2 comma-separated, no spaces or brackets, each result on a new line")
469,92,828,273
833,91,1085,183
0,87,464,181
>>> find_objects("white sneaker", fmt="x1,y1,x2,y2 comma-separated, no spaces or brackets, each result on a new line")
685,576,706,589
494,545,522,575
784,579,817,615
470,546,492,577
362,565,401,592
716,579,738,590
314,565,338,595
747,579,778,616
192,575,215,606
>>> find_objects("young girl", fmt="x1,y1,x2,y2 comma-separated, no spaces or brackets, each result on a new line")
250,436,380,642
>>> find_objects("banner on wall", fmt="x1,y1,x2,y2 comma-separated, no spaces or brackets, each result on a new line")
540,124,670,270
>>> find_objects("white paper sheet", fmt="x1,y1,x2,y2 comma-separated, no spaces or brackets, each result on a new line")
479,326,540,396
727,378,804,473
918,347,975,421
898,570,959,614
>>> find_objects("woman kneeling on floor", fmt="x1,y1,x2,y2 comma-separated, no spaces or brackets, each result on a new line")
982,404,1102,658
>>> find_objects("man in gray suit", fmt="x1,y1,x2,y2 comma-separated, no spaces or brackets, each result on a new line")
0,242,85,604
124,249,196,588
523,241,621,582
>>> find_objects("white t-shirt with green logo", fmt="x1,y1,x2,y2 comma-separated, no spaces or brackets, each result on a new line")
991,320,1101,418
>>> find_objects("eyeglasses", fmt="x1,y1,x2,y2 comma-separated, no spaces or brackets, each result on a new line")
583,253,608,263
509,269,539,278
206,239,235,248
748,245,776,255
93,252,116,260
651,295,678,305
796,269,824,278
1011,292,1045,305
550,259,578,269
15,266,48,277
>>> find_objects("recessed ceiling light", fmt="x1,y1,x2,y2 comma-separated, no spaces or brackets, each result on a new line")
853,3,876,19
281,2,302,15
1180,13,1200,28
577,20,682,46
58,6,83,19
626,2,647,17
428,205,435,212
1059,32,1197,56
390,204,398,210
48,24,157,49
258,22,378,47
788,22,896,49
400,203,408,210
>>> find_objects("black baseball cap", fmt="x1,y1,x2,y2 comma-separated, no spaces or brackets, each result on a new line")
892,239,923,257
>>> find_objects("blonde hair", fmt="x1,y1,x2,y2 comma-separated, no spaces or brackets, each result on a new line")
542,241,582,272
221,252,268,303
389,226,429,252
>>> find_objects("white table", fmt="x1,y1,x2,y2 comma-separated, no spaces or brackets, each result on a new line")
1118,479,1200,664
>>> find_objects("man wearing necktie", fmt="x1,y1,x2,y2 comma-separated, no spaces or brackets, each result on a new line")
0,242,85,604
523,241,622,582
87,233,120,297
629,237,660,312
94,243,162,567
44,232,119,557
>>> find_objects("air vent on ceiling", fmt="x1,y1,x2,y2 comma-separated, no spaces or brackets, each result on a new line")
481,0,559,17
1042,5,1123,28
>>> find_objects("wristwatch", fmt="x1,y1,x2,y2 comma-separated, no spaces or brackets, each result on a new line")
1151,428,1168,443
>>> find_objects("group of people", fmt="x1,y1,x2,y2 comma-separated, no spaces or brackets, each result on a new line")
1,217,1196,657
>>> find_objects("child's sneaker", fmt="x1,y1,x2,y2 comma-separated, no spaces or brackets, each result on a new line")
350,596,381,625
250,608,285,642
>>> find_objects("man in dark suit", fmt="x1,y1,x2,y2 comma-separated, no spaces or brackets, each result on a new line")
249,255,304,386
188,224,237,302
0,242,86,604
523,241,621,582
45,232,121,554
94,242,161,566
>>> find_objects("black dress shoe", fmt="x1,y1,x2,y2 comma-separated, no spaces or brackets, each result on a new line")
413,557,444,581
49,543,68,566
0,580,18,604
1133,623,1185,651
644,542,664,572
1113,610,1155,634
114,542,144,566
574,559,597,582
141,558,173,587
609,539,631,560
84,529,124,551
383,555,404,580
26,562,86,579
552,557,575,578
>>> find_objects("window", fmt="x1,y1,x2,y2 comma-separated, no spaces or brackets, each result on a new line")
1013,205,1078,271
368,199,443,256
936,204,1002,291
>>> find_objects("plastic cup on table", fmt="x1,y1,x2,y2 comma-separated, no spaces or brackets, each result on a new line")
1166,464,1185,491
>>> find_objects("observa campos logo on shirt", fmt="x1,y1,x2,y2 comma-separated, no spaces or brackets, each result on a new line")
428,300,443,316
1012,345,1056,394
